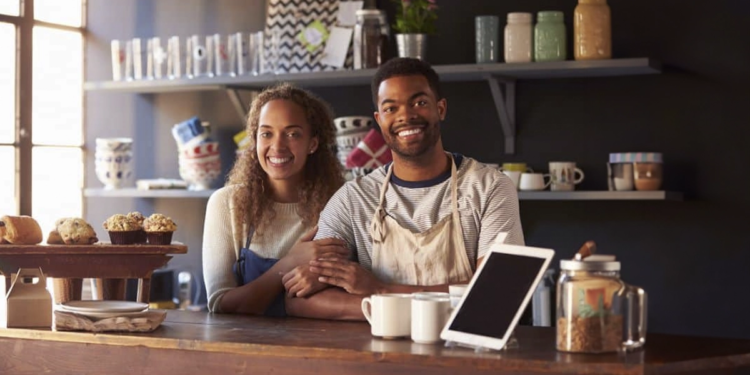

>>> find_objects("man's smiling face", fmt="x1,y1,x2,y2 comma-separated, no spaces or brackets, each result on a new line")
374,75,446,159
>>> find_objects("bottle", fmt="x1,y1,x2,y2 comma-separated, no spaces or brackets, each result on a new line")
353,9,389,69
574,0,611,60
504,12,533,63
534,11,567,62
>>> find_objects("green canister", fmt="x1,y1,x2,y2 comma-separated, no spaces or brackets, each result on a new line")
534,11,567,62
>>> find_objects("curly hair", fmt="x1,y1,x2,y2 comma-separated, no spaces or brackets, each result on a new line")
371,57,442,106
227,83,344,237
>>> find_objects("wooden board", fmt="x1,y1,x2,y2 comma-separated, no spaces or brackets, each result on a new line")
0,242,187,255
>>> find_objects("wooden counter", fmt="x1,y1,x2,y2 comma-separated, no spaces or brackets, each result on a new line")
0,311,748,374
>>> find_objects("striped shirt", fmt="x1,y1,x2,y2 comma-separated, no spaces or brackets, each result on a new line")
315,153,525,271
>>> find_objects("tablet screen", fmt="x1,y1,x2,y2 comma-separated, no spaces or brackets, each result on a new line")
448,252,546,339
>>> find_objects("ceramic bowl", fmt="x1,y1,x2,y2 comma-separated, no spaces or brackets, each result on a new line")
178,153,221,190
95,149,133,190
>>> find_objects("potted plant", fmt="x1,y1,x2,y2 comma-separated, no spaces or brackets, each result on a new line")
392,0,438,60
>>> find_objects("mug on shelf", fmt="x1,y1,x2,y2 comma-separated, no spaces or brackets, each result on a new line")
519,172,551,191
548,162,585,191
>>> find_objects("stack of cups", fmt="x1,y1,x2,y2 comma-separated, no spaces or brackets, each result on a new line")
172,117,221,191
94,138,134,190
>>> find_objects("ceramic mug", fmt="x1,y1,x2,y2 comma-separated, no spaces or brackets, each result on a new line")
548,162,585,191
502,170,522,189
362,293,412,339
448,284,469,308
411,292,452,344
519,172,551,191
499,162,533,173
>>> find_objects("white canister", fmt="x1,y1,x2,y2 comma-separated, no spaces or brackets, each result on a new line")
504,12,533,63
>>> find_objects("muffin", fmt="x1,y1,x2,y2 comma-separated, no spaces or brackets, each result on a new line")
103,214,140,245
143,213,177,245
126,211,147,244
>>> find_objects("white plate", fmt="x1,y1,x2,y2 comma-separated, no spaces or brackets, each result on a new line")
60,300,148,313
58,309,150,319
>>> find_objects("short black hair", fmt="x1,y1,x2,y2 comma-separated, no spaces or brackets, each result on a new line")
371,58,442,107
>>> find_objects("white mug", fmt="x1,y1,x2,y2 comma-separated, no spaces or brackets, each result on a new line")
362,293,412,339
448,284,469,308
519,172,551,191
502,170,522,190
411,292,452,344
548,162,585,191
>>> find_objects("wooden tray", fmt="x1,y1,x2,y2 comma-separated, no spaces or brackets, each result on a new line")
0,242,188,255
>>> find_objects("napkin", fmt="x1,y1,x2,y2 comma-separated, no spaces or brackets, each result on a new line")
345,129,392,169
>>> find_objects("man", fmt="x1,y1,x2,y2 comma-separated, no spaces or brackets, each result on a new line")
283,58,524,319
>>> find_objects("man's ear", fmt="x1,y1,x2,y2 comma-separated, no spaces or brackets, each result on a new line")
374,111,383,129
437,98,447,121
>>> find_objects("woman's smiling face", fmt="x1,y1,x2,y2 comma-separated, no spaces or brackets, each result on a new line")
256,99,318,188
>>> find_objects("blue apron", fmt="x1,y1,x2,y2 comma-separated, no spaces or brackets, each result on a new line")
232,228,286,317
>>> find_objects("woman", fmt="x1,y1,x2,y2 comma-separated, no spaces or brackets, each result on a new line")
203,83,347,316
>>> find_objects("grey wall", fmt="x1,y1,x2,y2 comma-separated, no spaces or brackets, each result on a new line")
86,0,750,339
85,0,266,307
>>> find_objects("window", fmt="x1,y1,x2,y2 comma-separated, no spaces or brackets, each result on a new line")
1,0,84,235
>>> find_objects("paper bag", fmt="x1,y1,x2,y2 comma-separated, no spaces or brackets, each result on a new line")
5,268,52,328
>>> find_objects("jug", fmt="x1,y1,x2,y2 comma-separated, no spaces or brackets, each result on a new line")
556,253,647,353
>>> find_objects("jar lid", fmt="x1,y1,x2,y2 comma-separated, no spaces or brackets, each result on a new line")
507,12,532,23
561,257,621,271
609,152,663,163
537,11,564,22
356,9,385,17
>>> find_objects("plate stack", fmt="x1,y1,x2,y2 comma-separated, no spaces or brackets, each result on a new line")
58,300,149,319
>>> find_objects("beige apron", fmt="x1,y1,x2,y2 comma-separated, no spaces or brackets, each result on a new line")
369,154,474,285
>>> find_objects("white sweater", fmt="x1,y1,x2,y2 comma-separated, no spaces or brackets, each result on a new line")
202,186,311,313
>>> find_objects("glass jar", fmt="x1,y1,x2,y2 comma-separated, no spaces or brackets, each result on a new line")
504,12,533,63
573,0,611,60
534,11,566,62
353,9,389,69
557,257,647,353
634,162,663,191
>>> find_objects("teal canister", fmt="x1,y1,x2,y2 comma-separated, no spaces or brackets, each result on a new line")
534,11,567,62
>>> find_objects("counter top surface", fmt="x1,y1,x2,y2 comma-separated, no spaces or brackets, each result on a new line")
0,311,749,374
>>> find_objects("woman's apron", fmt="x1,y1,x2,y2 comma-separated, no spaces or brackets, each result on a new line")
232,228,286,317
369,154,474,285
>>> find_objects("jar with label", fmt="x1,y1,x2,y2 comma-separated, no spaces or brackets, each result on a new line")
353,9,389,69
557,255,647,353
574,0,611,60
534,11,566,62
504,12,533,63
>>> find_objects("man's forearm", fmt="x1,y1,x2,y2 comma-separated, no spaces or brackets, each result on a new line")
285,288,365,321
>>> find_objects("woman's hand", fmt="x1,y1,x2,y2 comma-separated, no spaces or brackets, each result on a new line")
282,265,329,298
285,226,350,267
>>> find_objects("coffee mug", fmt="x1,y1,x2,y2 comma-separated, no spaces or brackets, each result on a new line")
499,162,533,173
519,172,551,191
607,162,634,191
448,284,469,308
502,170,522,189
362,293,412,339
548,162,585,191
411,292,452,344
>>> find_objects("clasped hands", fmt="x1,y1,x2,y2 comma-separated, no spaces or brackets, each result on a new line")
281,231,383,298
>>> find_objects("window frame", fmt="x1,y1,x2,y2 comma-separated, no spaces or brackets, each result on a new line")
0,0,87,215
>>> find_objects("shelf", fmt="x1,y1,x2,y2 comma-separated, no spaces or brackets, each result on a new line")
83,58,661,155
517,191,683,201
83,58,660,93
84,188,216,198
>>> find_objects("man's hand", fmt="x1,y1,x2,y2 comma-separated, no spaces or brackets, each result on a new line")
282,265,329,298
309,258,385,296
285,226,350,266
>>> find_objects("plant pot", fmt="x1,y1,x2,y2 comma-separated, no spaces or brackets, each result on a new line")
396,33,427,60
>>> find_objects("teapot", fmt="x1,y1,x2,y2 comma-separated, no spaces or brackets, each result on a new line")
556,242,647,353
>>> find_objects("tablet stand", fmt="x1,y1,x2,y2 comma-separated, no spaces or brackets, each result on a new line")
444,330,520,352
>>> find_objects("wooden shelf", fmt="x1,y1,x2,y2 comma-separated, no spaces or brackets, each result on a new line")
517,191,683,201
84,188,216,198
83,58,660,93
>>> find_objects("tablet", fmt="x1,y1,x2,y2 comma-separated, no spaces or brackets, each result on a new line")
440,244,555,350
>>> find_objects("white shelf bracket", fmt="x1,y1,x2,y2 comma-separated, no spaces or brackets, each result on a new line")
486,77,516,154
225,87,260,123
